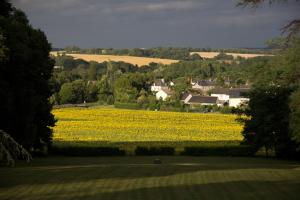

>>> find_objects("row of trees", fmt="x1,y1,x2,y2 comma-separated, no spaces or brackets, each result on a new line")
64,46,203,60
63,46,273,58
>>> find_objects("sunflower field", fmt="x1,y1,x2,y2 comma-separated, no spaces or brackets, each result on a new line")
52,107,243,146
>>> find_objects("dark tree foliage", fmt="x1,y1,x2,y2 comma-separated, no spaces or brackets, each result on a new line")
0,0,55,150
0,33,8,60
290,87,300,149
161,60,226,80
240,41,300,158
59,80,86,104
0,0,12,17
113,73,150,103
237,0,300,158
242,86,298,157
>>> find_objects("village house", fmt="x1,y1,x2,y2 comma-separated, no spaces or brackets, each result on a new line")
181,93,220,106
150,79,168,92
185,95,219,106
181,92,192,104
54,65,64,70
228,89,250,107
156,88,173,101
210,88,250,107
191,79,215,93
210,88,231,102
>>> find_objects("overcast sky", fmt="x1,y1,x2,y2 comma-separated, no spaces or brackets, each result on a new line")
11,0,300,49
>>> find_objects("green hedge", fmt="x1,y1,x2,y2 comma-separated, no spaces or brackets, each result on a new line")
114,102,142,110
51,146,126,156
135,146,175,155
181,146,255,157
50,144,255,157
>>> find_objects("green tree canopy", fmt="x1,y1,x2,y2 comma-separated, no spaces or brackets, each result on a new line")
59,80,86,104
0,0,55,150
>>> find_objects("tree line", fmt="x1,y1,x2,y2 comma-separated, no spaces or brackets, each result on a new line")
62,46,273,60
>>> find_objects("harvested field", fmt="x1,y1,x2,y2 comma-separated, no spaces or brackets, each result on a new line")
190,52,273,59
50,52,178,66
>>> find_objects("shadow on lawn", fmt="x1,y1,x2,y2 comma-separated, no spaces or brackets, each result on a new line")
5,180,300,200
0,156,300,188
63,180,300,200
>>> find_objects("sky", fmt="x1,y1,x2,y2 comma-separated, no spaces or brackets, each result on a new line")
11,0,300,49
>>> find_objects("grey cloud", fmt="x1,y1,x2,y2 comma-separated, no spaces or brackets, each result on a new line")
110,1,204,13
11,0,300,48
215,12,275,26
13,0,83,11
13,0,205,15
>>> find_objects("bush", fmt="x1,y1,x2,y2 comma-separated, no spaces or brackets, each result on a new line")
189,105,210,113
135,146,175,155
114,102,142,110
51,146,126,156
181,145,255,157
219,106,233,114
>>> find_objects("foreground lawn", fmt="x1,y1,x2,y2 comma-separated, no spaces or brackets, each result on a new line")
1,156,300,200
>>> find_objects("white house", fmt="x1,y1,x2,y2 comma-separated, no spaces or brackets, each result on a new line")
229,97,249,107
211,88,230,101
54,65,64,70
156,88,173,101
151,79,168,92
229,88,249,107
210,88,250,107
169,81,175,86
191,79,215,93
211,93,230,101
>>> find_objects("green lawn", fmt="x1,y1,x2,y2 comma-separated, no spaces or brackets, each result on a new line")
1,157,300,200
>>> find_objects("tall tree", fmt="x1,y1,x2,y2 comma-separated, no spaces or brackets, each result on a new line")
98,75,114,104
114,75,138,103
242,86,295,156
88,62,98,80
0,33,8,60
0,0,55,150
290,87,300,150
237,0,300,158
59,80,86,104
241,40,300,157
